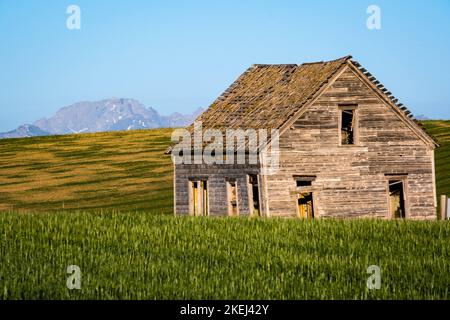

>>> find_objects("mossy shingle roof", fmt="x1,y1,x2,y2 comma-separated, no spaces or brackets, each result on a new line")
195,56,351,131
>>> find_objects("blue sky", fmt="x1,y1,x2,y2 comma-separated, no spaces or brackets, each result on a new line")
0,0,449,131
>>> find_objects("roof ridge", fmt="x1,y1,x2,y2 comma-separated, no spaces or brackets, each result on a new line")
252,64,298,67
300,56,350,66
252,55,352,68
306,55,352,65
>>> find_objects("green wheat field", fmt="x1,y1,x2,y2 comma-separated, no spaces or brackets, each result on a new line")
0,121,449,299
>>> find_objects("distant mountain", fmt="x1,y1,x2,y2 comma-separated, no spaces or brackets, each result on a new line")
0,124,50,139
1,98,204,139
161,108,204,128
415,114,430,120
34,98,164,134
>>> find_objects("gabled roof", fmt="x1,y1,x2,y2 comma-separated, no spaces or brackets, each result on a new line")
167,56,437,153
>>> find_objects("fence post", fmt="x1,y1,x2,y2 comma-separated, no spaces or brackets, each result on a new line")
441,195,448,220
447,197,450,220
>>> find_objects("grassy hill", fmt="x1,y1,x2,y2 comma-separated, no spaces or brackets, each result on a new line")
0,129,174,213
0,120,449,214
422,120,450,213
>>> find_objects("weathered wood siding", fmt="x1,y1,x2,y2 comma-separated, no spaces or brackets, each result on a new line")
174,163,260,216
266,66,436,219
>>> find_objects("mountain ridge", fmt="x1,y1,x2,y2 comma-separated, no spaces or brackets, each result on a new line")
1,98,203,139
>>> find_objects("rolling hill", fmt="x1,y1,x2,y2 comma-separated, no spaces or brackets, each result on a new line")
0,129,173,213
0,121,449,215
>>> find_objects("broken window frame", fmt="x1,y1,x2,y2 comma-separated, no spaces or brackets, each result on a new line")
338,104,359,146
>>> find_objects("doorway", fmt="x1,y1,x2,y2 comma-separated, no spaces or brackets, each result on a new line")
298,192,314,219
192,181,199,215
389,180,406,219
191,180,208,216
248,174,261,216
227,180,238,216
201,180,208,216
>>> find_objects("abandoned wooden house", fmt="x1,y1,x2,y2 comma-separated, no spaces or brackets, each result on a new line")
168,56,438,219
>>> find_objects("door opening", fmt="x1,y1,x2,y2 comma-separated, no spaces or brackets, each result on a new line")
298,192,314,219
201,180,208,216
192,181,199,216
227,180,238,216
191,180,208,216
389,180,405,219
248,174,261,216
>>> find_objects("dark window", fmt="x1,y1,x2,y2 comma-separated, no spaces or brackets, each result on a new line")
294,176,316,188
341,109,355,145
296,180,312,187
